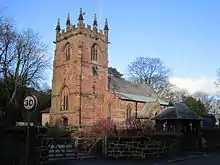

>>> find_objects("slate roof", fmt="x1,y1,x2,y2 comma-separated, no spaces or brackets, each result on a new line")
108,76,158,98
115,92,168,105
152,103,203,120
108,76,169,105
137,102,162,119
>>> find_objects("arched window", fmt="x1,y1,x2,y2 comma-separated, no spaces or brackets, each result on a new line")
91,44,98,62
127,104,132,119
66,95,69,110
65,43,70,61
60,86,69,111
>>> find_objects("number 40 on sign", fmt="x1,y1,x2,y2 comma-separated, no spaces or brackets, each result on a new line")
24,95,38,111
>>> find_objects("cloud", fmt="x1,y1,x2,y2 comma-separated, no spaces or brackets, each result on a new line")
169,77,220,95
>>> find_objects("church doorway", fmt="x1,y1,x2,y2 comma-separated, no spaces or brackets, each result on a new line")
60,116,68,126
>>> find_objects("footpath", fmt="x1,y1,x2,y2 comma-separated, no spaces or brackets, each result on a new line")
49,152,218,165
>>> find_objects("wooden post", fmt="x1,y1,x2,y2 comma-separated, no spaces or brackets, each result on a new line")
155,120,162,132
103,135,108,157
175,120,182,133
25,112,32,165
53,140,55,159
74,137,79,159
64,139,67,158
135,102,138,118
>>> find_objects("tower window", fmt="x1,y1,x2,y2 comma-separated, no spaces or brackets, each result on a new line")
91,44,98,62
61,86,69,111
65,43,70,61
63,96,66,110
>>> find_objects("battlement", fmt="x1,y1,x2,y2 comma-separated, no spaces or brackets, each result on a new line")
59,24,105,36
55,8,109,43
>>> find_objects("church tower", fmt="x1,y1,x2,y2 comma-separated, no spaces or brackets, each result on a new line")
50,9,109,126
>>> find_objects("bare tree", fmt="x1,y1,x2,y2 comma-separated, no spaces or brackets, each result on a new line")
40,82,52,93
127,57,170,96
216,68,220,86
0,16,16,75
0,15,51,109
157,83,176,100
193,91,220,118
209,100,220,119
193,92,213,110
161,84,189,102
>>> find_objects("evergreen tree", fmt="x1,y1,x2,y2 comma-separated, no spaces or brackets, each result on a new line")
184,96,207,115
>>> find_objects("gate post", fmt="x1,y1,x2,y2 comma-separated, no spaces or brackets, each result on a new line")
103,135,108,157
74,137,79,159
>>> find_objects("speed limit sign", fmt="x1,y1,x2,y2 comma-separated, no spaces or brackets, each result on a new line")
24,95,38,111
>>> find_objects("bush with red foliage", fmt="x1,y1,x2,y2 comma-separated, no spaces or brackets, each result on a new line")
91,118,116,135
71,117,155,138
72,119,116,138
123,117,155,135
125,117,154,129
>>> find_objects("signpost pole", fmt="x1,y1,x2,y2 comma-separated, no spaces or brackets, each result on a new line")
25,112,30,165
23,95,38,165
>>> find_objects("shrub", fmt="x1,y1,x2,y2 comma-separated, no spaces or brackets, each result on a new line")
71,117,155,138
91,119,116,135
115,117,155,136
46,125,71,137
125,117,155,130
70,118,155,154
72,119,116,138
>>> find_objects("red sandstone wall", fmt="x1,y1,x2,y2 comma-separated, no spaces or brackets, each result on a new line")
103,91,146,122
49,21,164,126
50,26,108,126
103,90,165,123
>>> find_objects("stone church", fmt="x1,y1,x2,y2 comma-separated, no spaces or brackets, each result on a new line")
47,9,168,126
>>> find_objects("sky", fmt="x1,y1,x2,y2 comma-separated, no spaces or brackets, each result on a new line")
2,0,220,95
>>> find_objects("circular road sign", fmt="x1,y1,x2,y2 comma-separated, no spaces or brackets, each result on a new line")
24,95,38,111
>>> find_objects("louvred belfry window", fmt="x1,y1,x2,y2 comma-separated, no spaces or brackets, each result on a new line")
65,43,70,61
91,44,98,62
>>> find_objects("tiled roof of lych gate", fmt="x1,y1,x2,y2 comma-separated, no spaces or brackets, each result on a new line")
152,103,203,120
108,76,169,105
